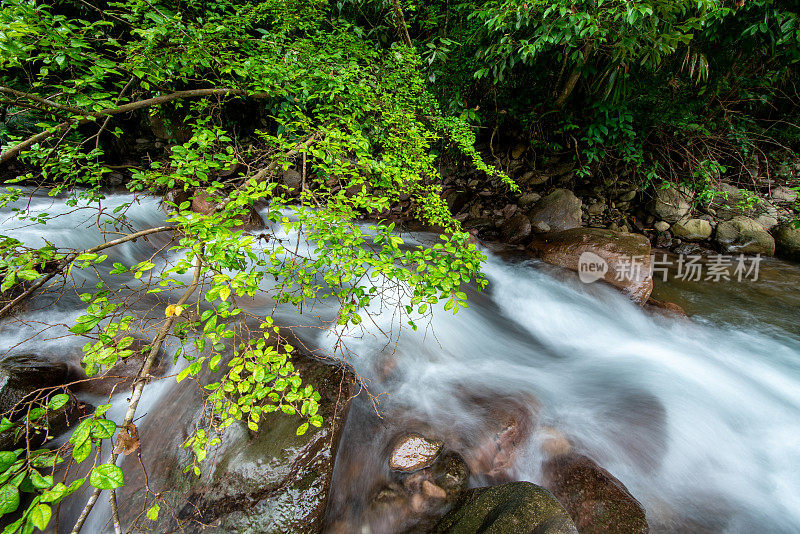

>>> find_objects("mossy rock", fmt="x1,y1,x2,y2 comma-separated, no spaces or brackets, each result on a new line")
434,481,578,534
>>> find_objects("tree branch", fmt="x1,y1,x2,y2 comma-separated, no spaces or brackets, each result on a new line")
0,225,174,320
70,252,203,534
1,88,270,165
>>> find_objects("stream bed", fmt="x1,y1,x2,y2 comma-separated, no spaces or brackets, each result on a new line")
1,192,799,533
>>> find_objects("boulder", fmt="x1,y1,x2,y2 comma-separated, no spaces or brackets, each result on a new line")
0,354,69,415
530,228,653,304
434,481,578,534
650,186,692,223
116,354,354,534
459,396,536,481
389,433,443,472
714,216,775,255
161,188,191,212
671,218,712,241
529,189,583,231
772,223,800,262
542,454,649,534
769,186,798,203
501,214,532,245
191,190,265,232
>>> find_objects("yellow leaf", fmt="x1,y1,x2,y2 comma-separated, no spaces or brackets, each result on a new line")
174,305,184,316
219,286,231,301
165,304,176,317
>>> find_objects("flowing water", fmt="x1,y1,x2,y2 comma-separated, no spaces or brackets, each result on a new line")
2,192,800,533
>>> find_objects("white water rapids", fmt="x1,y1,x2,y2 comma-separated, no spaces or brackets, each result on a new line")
1,192,799,533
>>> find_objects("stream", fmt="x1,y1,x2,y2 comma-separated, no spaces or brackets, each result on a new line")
1,192,800,533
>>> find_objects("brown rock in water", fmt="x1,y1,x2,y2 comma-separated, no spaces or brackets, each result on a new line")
460,395,536,481
423,480,447,499
645,297,688,319
529,189,583,231
191,189,264,231
501,213,532,244
543,454,649,534
530,228,653,304
389,433,443,471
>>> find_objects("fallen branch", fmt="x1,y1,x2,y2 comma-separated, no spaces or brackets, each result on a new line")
0,225,175,319
0,87,270,165
70,252,203,534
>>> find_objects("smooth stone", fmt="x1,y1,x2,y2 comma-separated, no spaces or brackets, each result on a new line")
529,189,582,231
389,434,443,471
714,216,775,255
671,218,712,241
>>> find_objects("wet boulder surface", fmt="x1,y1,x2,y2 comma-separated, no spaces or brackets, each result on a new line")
115,354,354,534
433,481,578,534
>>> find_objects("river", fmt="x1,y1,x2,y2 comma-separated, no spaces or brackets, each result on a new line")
1,191,799,533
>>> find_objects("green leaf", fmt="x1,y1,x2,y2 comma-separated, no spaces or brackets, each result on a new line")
296,422,308,436
72,440,91,463
0,452,17,473
29,503,51,530
0,484,19,515
91,419,116,439
29,470,53,490
89,464,124,490
16,270,39,281
48,394,70,411
147,503,160,521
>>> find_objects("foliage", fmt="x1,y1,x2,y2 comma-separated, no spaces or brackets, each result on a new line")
0,0,504,531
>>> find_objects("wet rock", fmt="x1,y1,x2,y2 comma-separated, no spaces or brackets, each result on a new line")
161,188,191,212
653,221,670,233
755,213,779,230
530,228,653,304
423,480,447,499
191,189,218,215
617,190,637,203
650,186,692,223
459,395,536,481
444,189,471,213
0,391,87,451
117,353,354,534
772,223,800,262
191,190,265,232
389,433,443,471
0,354,69,415
521,171,550,186
434,481,578,534
463,218,494,231
529,189,583,231
358,449,470,533
714,216,775,255
501,214,532,245
542,454,649,534
671,218,712,241
540,427,573,458
645,297,688,319
149,113,192,143
533,221,551,234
